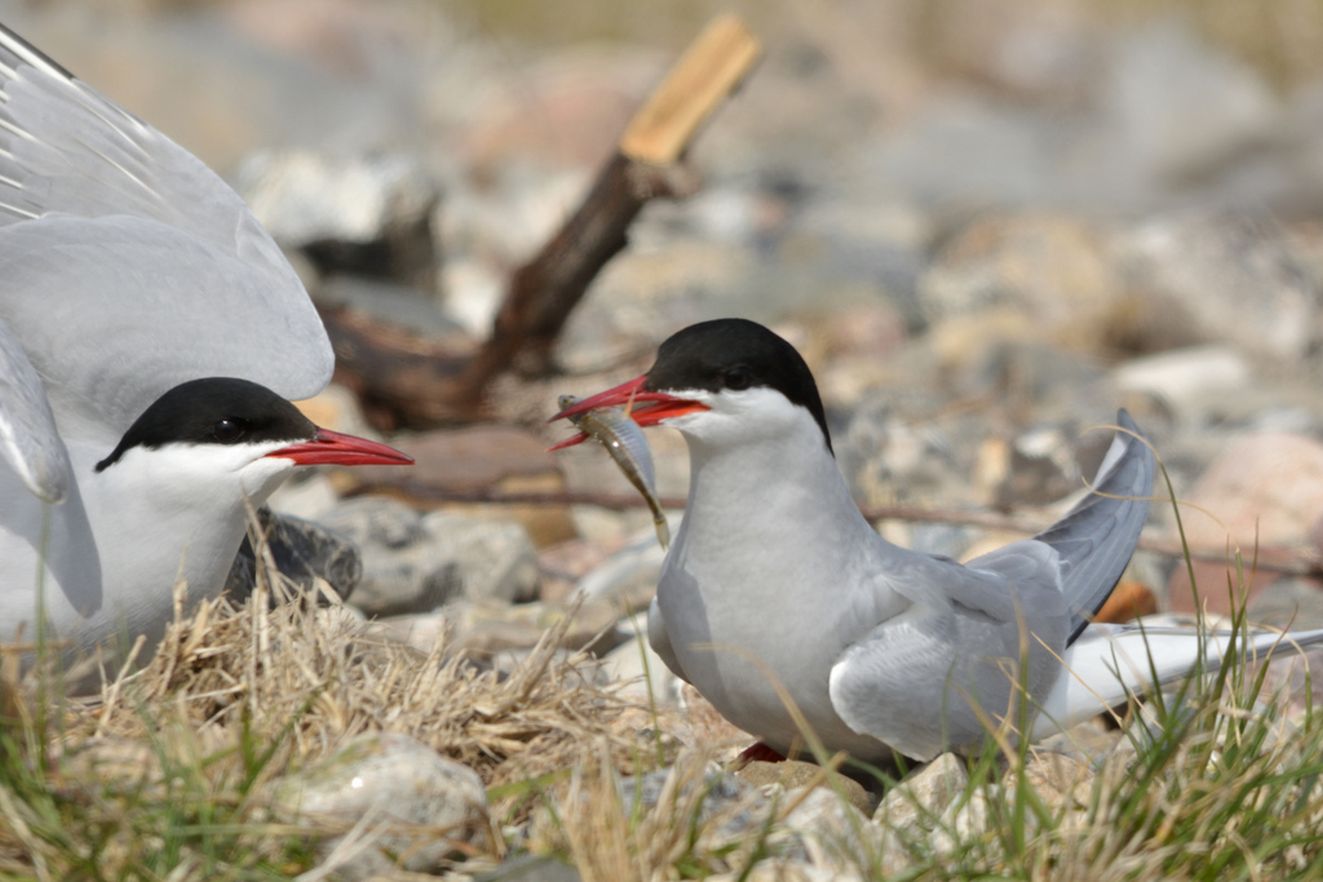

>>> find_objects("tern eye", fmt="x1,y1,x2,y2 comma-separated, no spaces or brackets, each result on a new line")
212,418,246,444
722,365,753,391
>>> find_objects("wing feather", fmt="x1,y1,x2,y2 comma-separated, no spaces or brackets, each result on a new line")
0,22,332,447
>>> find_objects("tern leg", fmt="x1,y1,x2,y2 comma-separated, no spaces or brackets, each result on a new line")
735,742,787,765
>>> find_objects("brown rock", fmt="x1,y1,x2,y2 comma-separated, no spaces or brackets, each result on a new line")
340,426,577,546
1169,433,1323,614
921,214,1124,355
736,759,873,816
1010,752,1096,814
450,597,622,654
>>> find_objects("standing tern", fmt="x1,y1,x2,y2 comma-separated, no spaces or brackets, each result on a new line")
555,318,1323,762
0,24,410,662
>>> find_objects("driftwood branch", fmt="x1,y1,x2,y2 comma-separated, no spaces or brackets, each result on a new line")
350,479,1323,579
329,16,761,427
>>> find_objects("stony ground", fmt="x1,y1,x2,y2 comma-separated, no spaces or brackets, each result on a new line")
5,0,1323,878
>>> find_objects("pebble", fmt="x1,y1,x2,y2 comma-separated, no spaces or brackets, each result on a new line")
1247,578,1323,629
271,732,489,874
373,596,625,656
874,752,968,829
347,426,577,547
735,759,872,816
1168,432,1323,613
318,498,538,617
600,623,679,704
1113,214,1320,360
1111,345,1253,415
223,507,362,605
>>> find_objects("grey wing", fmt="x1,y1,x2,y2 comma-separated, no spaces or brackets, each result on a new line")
0,317,69,502
828,545,1069,761
0,218,329,444
0,24,331,435
0,23,287,260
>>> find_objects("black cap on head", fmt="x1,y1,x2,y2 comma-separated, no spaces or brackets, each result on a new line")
644,318,832,452
95,377,316,472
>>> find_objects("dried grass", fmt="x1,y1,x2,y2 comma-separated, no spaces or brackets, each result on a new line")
0,542,661,879
59,576,641,790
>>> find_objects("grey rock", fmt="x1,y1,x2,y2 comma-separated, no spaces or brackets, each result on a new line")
619,766,750,820
420,511,540,605
918,214,1119,340
266,472,342,522
224,507,362,605
576,532,667,612
272,732,488,874
838,401,966,507
1112,346,1253,415
781,786,876,874
319,499,538,617
871,96,1070,212
1032,718,1126,769
1114,214,1320,359
441,256,506,338
994,423,1101,508
319,497,460,617
238,150,440,289
1105,23,1278,182
1248,578,1323,629
474,854,581,882
600,623,679,704
948,339,1112,416
874,752,968,829
369,596,625,656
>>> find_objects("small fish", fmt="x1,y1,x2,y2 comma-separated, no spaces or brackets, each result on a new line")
556,394,670,549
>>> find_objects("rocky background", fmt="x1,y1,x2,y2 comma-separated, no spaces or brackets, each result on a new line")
9,0,1323,876
11,0,1323,724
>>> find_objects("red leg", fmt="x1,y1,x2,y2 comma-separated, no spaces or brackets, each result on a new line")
736,742,787,764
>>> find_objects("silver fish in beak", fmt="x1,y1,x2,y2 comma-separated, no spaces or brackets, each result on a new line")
552,393,670,549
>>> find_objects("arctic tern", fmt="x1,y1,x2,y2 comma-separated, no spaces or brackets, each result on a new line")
555,318,1323,762
0,25,410,663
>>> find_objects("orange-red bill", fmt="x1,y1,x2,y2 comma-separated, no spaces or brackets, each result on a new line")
267,428,414,467
549,374,709,431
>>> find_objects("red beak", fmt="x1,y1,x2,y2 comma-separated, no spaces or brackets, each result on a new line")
266,428,414,467
549,374,709,450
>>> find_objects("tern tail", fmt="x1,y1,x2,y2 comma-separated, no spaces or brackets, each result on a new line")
1035,409,1157,644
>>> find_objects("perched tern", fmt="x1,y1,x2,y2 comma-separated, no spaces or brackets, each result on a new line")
556,319,1323,762
0,25,410,662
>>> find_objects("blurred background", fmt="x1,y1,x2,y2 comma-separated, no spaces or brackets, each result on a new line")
7,0,1323,628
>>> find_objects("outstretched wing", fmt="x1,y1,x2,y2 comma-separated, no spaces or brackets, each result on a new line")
0,23,332,447
0,317,69,501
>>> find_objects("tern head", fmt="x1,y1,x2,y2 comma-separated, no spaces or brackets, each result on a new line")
94,377,412,499
554,318,832,453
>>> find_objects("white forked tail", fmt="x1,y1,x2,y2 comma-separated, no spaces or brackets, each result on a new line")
1031,624,1323,740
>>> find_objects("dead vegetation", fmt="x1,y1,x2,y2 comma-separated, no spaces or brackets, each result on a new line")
0,557,657,879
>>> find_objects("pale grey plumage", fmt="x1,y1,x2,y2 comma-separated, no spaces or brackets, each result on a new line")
617,319,1323,763
0,23,333,659
0,21,331,466
0,317,68,501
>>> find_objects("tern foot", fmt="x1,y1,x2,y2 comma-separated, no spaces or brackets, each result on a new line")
735,742,787,765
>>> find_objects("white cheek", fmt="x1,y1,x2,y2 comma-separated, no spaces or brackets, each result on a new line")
239,457,296,497
660,411,709,432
